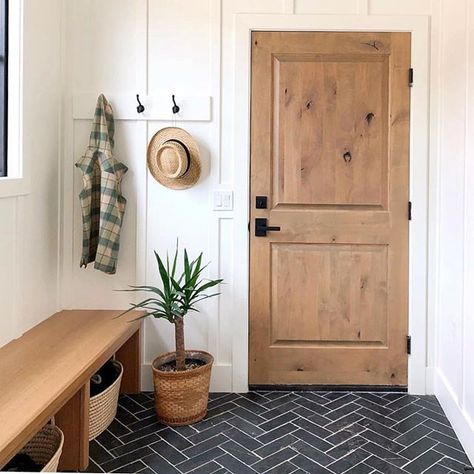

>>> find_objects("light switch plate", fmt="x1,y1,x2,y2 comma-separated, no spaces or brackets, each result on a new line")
213,190,233,211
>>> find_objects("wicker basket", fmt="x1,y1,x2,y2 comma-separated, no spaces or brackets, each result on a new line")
89,360,123,440
20,423,64,472
152,350,213,426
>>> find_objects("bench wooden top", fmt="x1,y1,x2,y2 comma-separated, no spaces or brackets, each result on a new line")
0,309,142,468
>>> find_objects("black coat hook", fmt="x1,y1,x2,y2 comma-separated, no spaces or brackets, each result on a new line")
136,94,145,113
172,95,180,114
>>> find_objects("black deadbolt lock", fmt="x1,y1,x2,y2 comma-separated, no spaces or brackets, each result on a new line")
256,196,267,209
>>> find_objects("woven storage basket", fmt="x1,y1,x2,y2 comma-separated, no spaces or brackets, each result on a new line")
152,350,213,426
20,423,64,472
89,360,123,440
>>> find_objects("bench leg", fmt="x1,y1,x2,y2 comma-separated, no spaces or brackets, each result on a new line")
116,328,141,394
56,382,90,471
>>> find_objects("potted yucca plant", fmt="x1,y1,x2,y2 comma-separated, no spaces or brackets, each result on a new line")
119,243,222,425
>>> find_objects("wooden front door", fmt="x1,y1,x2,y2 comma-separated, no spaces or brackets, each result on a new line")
249,32,410,387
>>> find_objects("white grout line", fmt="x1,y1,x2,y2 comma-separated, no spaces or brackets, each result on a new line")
149,436,191,461
93,437,118,459
220,434,264,460
399,439,440,469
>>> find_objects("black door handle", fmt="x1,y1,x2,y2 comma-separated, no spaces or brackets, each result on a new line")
255,218,281,237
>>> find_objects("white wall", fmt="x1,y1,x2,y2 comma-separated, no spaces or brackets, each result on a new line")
59,0,474,460
432,0,474,464
0,0,61,347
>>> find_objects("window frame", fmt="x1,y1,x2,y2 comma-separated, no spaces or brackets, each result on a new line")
0,0,8,178
0,0,28,198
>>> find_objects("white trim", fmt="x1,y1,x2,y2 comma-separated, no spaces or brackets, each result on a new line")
0,0,29,198
435,368,474,463
282,0,294,15
231,14,430,394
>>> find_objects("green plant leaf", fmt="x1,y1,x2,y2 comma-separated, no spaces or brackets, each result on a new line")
120,285,167,300
155,250,171,296
184,248,191,281
171,239,179,279
193,279,223,297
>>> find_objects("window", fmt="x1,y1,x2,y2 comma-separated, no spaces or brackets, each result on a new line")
0,0,7,177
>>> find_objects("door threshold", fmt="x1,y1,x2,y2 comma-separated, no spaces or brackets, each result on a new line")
249,384,408,392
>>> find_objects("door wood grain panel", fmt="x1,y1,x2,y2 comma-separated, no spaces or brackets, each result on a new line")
271,243,388,345
250,31,410,386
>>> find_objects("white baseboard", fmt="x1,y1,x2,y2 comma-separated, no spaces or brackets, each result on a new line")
140,362,233,392
435,368,474,464
425,366,435,394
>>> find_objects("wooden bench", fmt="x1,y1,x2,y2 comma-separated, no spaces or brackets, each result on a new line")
0,309,143,471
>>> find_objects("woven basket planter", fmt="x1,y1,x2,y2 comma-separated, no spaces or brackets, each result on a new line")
152,350,214,426
89,360,123,440
20,424,64,472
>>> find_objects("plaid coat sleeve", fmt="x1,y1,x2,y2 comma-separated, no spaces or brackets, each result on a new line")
75,94,128,275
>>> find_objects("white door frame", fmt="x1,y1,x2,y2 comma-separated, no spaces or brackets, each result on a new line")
231,14,430,394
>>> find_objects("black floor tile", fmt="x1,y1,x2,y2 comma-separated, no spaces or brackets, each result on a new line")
141,452,181,474
343,462,373,474
111,460,146,473
95,430,124,450
290,453,333,473
398,435,438,460
83,391,472,474
187,422,233,445
148,439,187,464
252,447,297,473
110,434,159,457
326,448,371,473
89,440,113,465
100,447,154,473
403,449,444,474
176,447,225,473
223,426,264,451
434,441,472,465
220,439,260,465
365,455,407,473
394,423,433,446
439,455,470,472
256,423,298,444
227,414,265,437
214,453,256,474
361,441,407,467
292,427,333,452
183,434,229,459
85,459,104,473
291,438,335,466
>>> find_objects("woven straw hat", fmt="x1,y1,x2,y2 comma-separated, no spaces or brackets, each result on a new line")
147,127,201,190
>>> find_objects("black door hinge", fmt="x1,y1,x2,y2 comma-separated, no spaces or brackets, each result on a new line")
406,336,412,355
409,68,414,87
408,201,412,221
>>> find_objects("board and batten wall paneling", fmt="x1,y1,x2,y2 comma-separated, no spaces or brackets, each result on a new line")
294,0,360,15
0,0,62,348
433,0,474,464
61,0,474,461
368,0,432,15
436,0,467,400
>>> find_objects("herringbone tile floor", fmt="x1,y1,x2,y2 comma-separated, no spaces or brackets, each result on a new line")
85,392,473,474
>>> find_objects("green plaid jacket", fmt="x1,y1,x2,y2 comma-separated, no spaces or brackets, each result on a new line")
75,94,128,274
